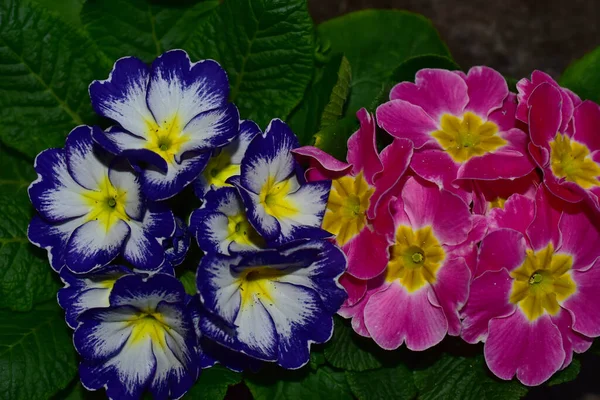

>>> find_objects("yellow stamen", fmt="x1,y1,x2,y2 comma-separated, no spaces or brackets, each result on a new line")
550,133,600,189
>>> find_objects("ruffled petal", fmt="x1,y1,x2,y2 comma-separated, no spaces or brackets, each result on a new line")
376,99,439,149
476,229,527,276
347,108,383,184
464,66,509,117
344,227,390,280
563,259,600,337
431,258,470,336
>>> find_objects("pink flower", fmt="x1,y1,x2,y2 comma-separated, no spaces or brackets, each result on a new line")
376,67,535,203
472,170,540,215
293,109,413,293
461,187,600,386
517,71,600,210
340,177,478,350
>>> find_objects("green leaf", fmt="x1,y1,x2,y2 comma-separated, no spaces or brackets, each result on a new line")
52,379,104,400
547,358,581,387
318,10,451,117
413,354,528,400
320,56,351,129
313,116,358,162
188,0,315,127
560,46,600,103
346,364,417,400
185,365,242,400
309,350,326,370
323,316,382,371
0,165,61,310
81,0,219,63
0,301,78,400
245,365,353,400
0,0,112,158
30,0,85,27
287,54,351,145
178,269,197,296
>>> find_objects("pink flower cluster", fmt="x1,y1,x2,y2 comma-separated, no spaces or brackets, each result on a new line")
293,67,600,386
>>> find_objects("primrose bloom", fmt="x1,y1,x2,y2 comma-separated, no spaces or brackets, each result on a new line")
190,187,263,255
75,274,198,400
194,120,261,198
90,49,239,201
58,265,131,329
461,188,600,386
197,240,347,369
28,126,174,273
517,72,600,210
377,66,534,201
345,178,476,350
231,119,331,244
293,109,412,284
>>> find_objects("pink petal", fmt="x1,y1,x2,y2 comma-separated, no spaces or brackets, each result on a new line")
431,258,471,336
339,273,367,306
563,259,600,337
527,186,563,250
368,138,413,219
446,214,488,274
484,311,565,386
542,169,586,204
347,108,383,185
344,227,390,280
487,193,535,239
338,275,388,338
528,82,563,150
472,171,540,215
464,66,509,117
461,269,515,343
410,150,471,204
390,68,469,121
488,93,521,133
376,99,439,149
477,229,527,276
572,100,600,152
558,205,600,270
550,309,593,368
292,146,352,181
364,283,447,350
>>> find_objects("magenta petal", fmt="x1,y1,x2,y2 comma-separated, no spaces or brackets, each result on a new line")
431,258,470,336
542,169,586,204
550,309,593,368
390,68,469,121
563,260,600,337
484,312,565,386
344,227,390,280
410,150,471,204
528,82,563,149
376,100,439,148
464,66,509,117
572,100,600,152
338,298,371,338
488,93,519,132
527,186,562,250
292,146,352,179
461,269,515,343
368,138,413,219
559,206,600,270
487,193,535,239
339,273,367,307
477,229,527,276
347,108,383,184
446,214,488,274
364,283,447,350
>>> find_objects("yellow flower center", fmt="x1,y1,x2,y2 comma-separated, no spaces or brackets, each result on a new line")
226,212,264,248
82,176,130,232
145,114,190,164
203,151,240,188
322,172,374,246
128,311,170,349
385,225,446,292
432,112,507,162
509,243,576,321
488,196,507,210
550,133,600,189
238,267,285,309
258,176,298,219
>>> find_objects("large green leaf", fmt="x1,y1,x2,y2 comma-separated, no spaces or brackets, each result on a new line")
81,0,219,63
246,365,353,400
346,364,417,400
323,316,383,371
30,0,85,27
413,354,528,400
0,148,60,311
318,10,451,117
0,301,78,400
187,0,315,127
185,365,242,400
0,0,111,158
560,46,600,104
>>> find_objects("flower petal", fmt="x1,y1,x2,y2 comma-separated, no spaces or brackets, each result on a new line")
563,259,600,337
343,227,390,280
376,99,439,148
431,258,470,336
292,146,352,181
464,66,509,117
572,100,600,153
476,229,527,276
347,108,383,184
558,205,600,270
528,82,563,151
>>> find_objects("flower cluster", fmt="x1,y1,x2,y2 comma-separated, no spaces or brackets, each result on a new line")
296,67,600,386
27,50,346,399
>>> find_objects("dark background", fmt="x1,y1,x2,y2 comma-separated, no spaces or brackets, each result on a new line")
308,0,600,79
